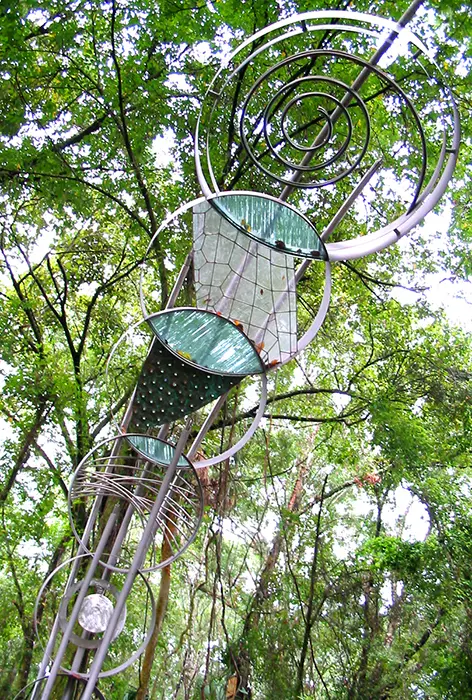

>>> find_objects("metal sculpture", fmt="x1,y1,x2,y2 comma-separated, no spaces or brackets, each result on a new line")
28,5,459,698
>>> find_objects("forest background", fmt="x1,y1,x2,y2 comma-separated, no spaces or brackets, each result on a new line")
0,0,472,698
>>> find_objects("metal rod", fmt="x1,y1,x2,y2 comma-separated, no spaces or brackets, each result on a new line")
158,423,170,440
35,398,136,693
187,393,228,461
80,421,192,699
167,251,193,308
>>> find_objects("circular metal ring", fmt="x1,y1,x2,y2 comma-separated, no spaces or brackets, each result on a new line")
34,553,156,678
241,67,371,187
194,11,459,260
68,434,204,574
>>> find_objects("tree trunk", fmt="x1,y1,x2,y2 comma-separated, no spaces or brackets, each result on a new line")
136,519,176,700
234,459,310,698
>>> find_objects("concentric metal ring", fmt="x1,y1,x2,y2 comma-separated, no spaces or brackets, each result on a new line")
34,553,156,678
195,11,459,260
240,63,372,188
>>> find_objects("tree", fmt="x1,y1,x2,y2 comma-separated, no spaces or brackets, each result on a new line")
0,0,472,697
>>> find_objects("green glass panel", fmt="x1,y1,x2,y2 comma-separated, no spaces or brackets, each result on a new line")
212,193,327,260
129,339,241,430
126,435,189,467
147,309,263,376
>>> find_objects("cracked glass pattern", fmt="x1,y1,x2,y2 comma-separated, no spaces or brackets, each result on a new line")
126,434,189,467
147,309,263,376
212,193,327,259
193,201,297,364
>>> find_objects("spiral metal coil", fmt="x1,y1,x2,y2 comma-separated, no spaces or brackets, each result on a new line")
195,11,459,260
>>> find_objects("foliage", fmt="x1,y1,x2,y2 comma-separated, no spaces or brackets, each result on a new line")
0,0,472,698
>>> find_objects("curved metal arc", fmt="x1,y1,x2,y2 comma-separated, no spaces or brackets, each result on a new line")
241,68,370,187
272,261,332,368
78,473,149,516
75,482,149,521
326,92,459,261
194,372,268,469
160,496,199,528
195,13,434,197
156,509,194,544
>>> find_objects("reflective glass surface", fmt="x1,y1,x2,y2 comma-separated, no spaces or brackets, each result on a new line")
147,309,263,376
127,434,190,467
211,193,327,259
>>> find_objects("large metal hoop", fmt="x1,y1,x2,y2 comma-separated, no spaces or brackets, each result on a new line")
194,10,460,261
33,553,156,678
67,434,204,574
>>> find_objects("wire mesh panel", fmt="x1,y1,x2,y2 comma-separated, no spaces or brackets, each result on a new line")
193,200,298,365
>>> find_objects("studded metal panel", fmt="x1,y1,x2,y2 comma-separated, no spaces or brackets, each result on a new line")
129,339,241,430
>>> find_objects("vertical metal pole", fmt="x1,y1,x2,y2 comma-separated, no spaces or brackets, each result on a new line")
34,401,136,694
187,393,228,460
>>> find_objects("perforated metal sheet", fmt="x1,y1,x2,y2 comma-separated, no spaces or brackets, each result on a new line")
129,338,241,430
